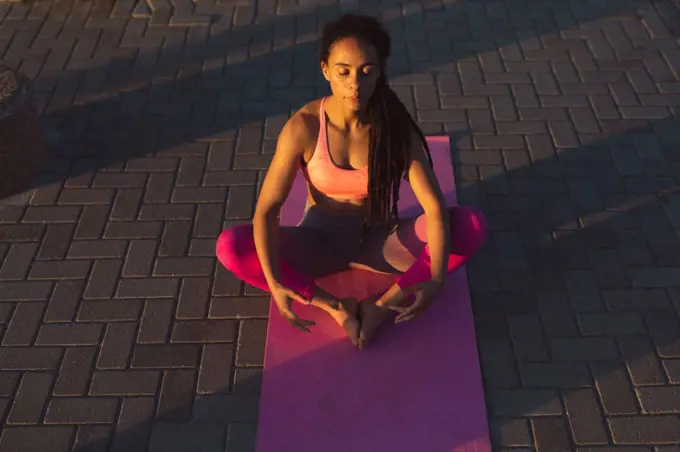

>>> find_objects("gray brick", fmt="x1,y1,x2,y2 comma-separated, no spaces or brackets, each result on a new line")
609,416,680,444
644,311,680,358
0,426,75,452
578,313,646,336
636,387,680,414
591,360,639,415
137,299,174,344
549,338,619,361
520,362,592,388
489,418,532,447
479,339,519,388
236,319,267,366
68,240,127,259
193,394,260,422
489,390,563,417
531,417,572,452
116,278,179,299
53,347,97,396
97,323,136,370
662,359,680,383
131,345,200,369
44,397,119,424
564,389,609,445
233,367,262,395
226,423,257,452
7,372,53,424
3,302,45,346
602,289,673,311
37,224,74,260
157,369,195,422
208,296,271,319
149,423,225,452
110,397,155,452
632,268,680,288
198,344,233,394
621,335,667,385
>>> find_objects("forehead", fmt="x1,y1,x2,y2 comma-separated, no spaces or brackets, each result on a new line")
328,37,378,64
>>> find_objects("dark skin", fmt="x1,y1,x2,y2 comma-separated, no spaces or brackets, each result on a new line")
252,37,450,348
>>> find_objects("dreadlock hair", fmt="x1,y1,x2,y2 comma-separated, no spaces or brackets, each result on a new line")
319,13,434,234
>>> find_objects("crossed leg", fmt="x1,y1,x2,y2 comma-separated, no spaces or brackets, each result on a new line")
215,206,488,348
348,206,488,347
216,223,363,343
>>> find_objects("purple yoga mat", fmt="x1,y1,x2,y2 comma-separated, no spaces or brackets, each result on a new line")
255,136,491,452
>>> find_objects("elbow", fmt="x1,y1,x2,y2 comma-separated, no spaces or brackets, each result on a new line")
423,200,448,223
253,202,280,226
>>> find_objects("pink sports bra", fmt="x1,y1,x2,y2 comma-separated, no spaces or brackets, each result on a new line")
301,97,369,200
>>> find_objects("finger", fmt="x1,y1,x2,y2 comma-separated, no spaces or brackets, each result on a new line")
291,321,312,333
282,309,315,330
288,316,314,332
395,313,420,323
395,304,423,322
285,290,309,305
388,305,408,313
395,305,420,322
290,314,315,327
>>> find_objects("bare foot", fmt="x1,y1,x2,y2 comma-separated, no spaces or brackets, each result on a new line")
322,298,360,347
358,298,392,350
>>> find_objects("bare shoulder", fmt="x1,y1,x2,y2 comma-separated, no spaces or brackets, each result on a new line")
279,99,322,149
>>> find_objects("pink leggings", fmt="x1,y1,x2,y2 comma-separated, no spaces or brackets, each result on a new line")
216,206,488,302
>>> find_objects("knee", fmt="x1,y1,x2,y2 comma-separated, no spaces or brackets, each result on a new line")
447,206,488,255
216,224,255,269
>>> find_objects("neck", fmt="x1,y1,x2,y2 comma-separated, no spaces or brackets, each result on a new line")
326,95,368,132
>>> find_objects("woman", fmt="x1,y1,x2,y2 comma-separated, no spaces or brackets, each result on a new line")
216,13,487,349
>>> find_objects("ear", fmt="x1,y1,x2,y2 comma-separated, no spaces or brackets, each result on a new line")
320,62,330,82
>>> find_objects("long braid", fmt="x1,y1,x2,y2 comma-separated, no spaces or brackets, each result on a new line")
364,72,433,232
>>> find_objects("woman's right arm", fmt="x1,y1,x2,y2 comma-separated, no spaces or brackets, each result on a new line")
252,114,309,292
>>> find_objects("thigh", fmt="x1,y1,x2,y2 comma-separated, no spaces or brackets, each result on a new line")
279,226,355,280
350,214,428,275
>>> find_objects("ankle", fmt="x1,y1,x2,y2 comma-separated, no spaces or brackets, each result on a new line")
375,285,406,309
310,288,341,310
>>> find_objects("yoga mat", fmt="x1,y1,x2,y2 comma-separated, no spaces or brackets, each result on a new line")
255,136,491,452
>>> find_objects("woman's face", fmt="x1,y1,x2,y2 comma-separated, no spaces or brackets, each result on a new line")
321,37,381,112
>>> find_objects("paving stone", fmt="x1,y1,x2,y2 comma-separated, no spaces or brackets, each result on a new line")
90,370,161,396
636,387,680,414
564,389,609,445
7,372,53,424
226,422,257,452
489,390,563,417
150,423,226,452
0,426,76,452
157,369,196,422
489,418,532,447
236,319,267,366
53,347,97,396
109,397,155,452
45,397,119,424
609,416,680,445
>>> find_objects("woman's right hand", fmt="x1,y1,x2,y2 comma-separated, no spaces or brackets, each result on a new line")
270,283,316,333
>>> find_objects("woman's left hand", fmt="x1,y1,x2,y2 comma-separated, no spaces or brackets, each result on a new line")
389,279,444,324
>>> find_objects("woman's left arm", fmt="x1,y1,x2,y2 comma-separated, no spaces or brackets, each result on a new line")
406,133,450,284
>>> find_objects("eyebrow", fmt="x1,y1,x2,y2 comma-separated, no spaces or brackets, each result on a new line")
333,62,377,67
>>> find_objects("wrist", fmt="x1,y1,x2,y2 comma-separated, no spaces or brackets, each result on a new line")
430,277,445,287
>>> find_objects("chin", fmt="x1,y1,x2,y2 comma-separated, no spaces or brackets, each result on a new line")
346,98,364,111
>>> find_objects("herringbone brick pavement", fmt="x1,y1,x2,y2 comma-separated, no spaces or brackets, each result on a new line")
0,0,679,450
